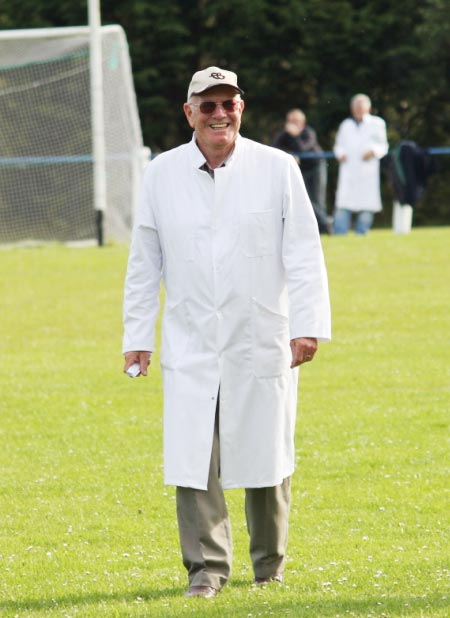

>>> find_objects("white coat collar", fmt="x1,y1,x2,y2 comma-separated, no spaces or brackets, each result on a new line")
189,132,242,169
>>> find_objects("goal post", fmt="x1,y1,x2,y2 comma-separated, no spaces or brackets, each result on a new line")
0,25,148,245
89,0,107,246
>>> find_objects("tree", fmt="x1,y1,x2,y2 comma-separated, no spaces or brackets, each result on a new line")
1,0,449,223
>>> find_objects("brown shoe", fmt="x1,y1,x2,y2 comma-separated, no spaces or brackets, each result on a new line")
254,574,283,585
184,585,217,598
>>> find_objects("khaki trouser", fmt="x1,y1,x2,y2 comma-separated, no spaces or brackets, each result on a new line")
176,404,291,591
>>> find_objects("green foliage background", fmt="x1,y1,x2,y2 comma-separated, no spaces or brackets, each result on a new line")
1,0,449,224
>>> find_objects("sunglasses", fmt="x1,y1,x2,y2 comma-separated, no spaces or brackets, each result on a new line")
190,99,241,114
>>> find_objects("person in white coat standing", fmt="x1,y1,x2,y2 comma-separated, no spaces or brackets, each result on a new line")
122,67,331,598
333,94,388,234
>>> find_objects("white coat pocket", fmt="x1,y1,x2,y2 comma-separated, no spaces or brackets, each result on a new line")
160,300,191,369
251,299,290,378
240,210,275,257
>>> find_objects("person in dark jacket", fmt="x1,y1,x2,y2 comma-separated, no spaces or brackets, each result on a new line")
273,109,330,233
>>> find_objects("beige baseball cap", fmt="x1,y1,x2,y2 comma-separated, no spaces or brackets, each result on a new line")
187,66,244,100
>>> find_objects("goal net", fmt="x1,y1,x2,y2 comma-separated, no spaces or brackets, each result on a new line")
0,26,148,245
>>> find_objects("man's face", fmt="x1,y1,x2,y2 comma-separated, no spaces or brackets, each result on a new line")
351,98,370,122
184,85,245,152
286,111,305,130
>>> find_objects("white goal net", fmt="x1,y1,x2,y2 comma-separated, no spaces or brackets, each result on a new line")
0,26,148,245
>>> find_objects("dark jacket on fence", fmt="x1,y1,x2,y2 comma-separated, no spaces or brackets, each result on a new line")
389,140,436,207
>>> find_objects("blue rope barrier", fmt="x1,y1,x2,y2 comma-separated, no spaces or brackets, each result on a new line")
1,147,449,167
426,147,450,155
268,146,450,159
0,153,133,167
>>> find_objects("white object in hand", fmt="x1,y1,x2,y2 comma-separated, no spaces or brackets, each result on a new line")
126,362,141,378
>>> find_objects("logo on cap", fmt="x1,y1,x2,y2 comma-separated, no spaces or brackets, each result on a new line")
210,72,225,80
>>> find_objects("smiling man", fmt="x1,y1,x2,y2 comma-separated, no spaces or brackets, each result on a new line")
184,76,244,167
122,67,331,598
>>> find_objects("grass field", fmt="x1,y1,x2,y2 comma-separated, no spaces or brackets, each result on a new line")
0,228,449,617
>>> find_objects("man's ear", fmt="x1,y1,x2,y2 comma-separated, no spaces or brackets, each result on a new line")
183,103,195,128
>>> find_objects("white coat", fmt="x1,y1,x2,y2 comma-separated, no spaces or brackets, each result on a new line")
123,134,331,490
334,114,388,212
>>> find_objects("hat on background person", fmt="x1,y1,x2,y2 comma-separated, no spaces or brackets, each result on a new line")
187,66,244,100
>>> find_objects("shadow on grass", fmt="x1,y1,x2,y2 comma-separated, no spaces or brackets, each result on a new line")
0,586,182,612
0,585,447,616
0,579,255,613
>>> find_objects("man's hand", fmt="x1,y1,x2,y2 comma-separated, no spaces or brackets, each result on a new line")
290,337,318,368
362,150,375,161
123,351,151,377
